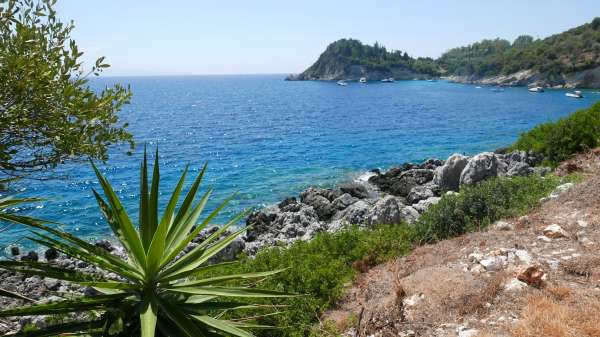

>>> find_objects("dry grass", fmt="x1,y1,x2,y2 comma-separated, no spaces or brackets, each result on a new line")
510,293,600,337
455,272,509,316
562,256,600,278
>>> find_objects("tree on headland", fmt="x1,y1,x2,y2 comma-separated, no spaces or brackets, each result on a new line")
0,0,133,179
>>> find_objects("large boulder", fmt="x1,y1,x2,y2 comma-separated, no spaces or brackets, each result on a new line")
459,152,499,186
244,210,277,242
366,196,419,226
412,197,441,213
333,200,373,225
506,161,534,177
331,193,359,211
433,154,469,191
407,184,436,204
390,169,434,197
300,192,333,220
340,182,370,199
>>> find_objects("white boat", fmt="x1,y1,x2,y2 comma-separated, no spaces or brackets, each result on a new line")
475,86,482,89
381,78,395,83
528,86,544,93
359,77,367,83
336,80,348,86
566,90,583,98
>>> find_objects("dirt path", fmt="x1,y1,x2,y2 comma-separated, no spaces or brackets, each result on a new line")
324,150,600,337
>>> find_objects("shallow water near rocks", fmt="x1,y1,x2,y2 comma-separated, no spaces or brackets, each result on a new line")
3,75,599,251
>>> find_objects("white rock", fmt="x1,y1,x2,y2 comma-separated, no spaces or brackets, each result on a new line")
549,183,574,198
515,250,533,264
577,220,589,228
538,235,552,242
480,256,505,271
403,294,423,307
543,224,569,239
458,328,479,337
468,252,484,263
504,278,528,292
494,221,514,231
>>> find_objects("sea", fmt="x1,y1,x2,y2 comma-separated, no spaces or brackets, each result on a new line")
2,75,599,250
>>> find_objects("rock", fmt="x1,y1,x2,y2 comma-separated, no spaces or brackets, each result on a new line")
419,158,444,170
514,250,533,264
504,278,528,292
44,248,59,261
458,328,479,337
213,237,245,262
543,224,569,239
9,246,20,256
331,193,358,211
533,166,551,176
21,251,39,262
506,161,534,177
549,183,574,199
300,191,333,220
94,240,114,252
494,221,514,231
390,169,434,197
339,183,369,199
245,210,277,242
433,154,469,191
278,197,297,209
459,152,499,186
366,196,419,226
334,200,373,225
407,185,436,204
479,256,506,271
517,266,545,288
412,197,441,213
300,187,340,202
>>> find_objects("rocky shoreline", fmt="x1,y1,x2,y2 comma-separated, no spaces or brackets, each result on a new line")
443,65,600,89
0,149,549,333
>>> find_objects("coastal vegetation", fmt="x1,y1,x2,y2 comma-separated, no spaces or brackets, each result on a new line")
0,0,132,179
0,150,288,337
292,18,600,87
438,18,600,79
511,101,600,165
202,173,574,336
289,38,440,81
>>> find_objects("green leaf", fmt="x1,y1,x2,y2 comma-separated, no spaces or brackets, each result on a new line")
140,297,158,337
0,288,35,302
6,320,105,337
169,269,285,288
0,294,128,317
192,315,254,337
168,286,297,298
139,145,150,250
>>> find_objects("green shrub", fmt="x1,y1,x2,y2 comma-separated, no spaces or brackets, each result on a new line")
204,225,416,337
511,102,600,165
415,174,564,242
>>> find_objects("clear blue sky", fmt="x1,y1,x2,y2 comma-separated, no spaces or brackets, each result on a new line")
56,0,600,76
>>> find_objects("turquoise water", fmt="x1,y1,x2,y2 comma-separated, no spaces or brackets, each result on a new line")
3,75,600,248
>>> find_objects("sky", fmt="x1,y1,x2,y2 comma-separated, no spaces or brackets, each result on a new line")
56,0,600,76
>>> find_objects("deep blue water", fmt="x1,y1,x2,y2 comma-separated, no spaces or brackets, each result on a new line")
3,75,600,249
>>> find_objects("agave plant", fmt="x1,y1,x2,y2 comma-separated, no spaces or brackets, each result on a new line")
0,149,290,337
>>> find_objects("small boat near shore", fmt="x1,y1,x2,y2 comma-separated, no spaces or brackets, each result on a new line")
381,78,394,83
528,86,544,93
336,80,348,86
566,90,584,98
359,77,367,83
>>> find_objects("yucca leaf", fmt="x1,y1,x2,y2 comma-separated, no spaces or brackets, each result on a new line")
181,302,275,314
140,145,151,250
23,222,144,280
148,147,160,245
158,297,207,337
0,259,120,286
192,315,254,337
0,287,35,302
159,165,189,240
0,293,128,317
168,286,297,298
26,233,142,282
169,269,286,288
91,161,147,269
160,224,246,282
146,203,171,277
140,296,158,337
166,163,207,244
5,319,105,337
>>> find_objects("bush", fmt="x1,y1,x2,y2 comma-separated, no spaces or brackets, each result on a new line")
415,174,565,242
204,225,416,337
511,102,600,165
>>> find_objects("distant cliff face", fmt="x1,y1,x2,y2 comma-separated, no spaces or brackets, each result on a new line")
287,39,439,81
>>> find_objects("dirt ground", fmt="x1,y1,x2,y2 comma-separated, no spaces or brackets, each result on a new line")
323,149,600,337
